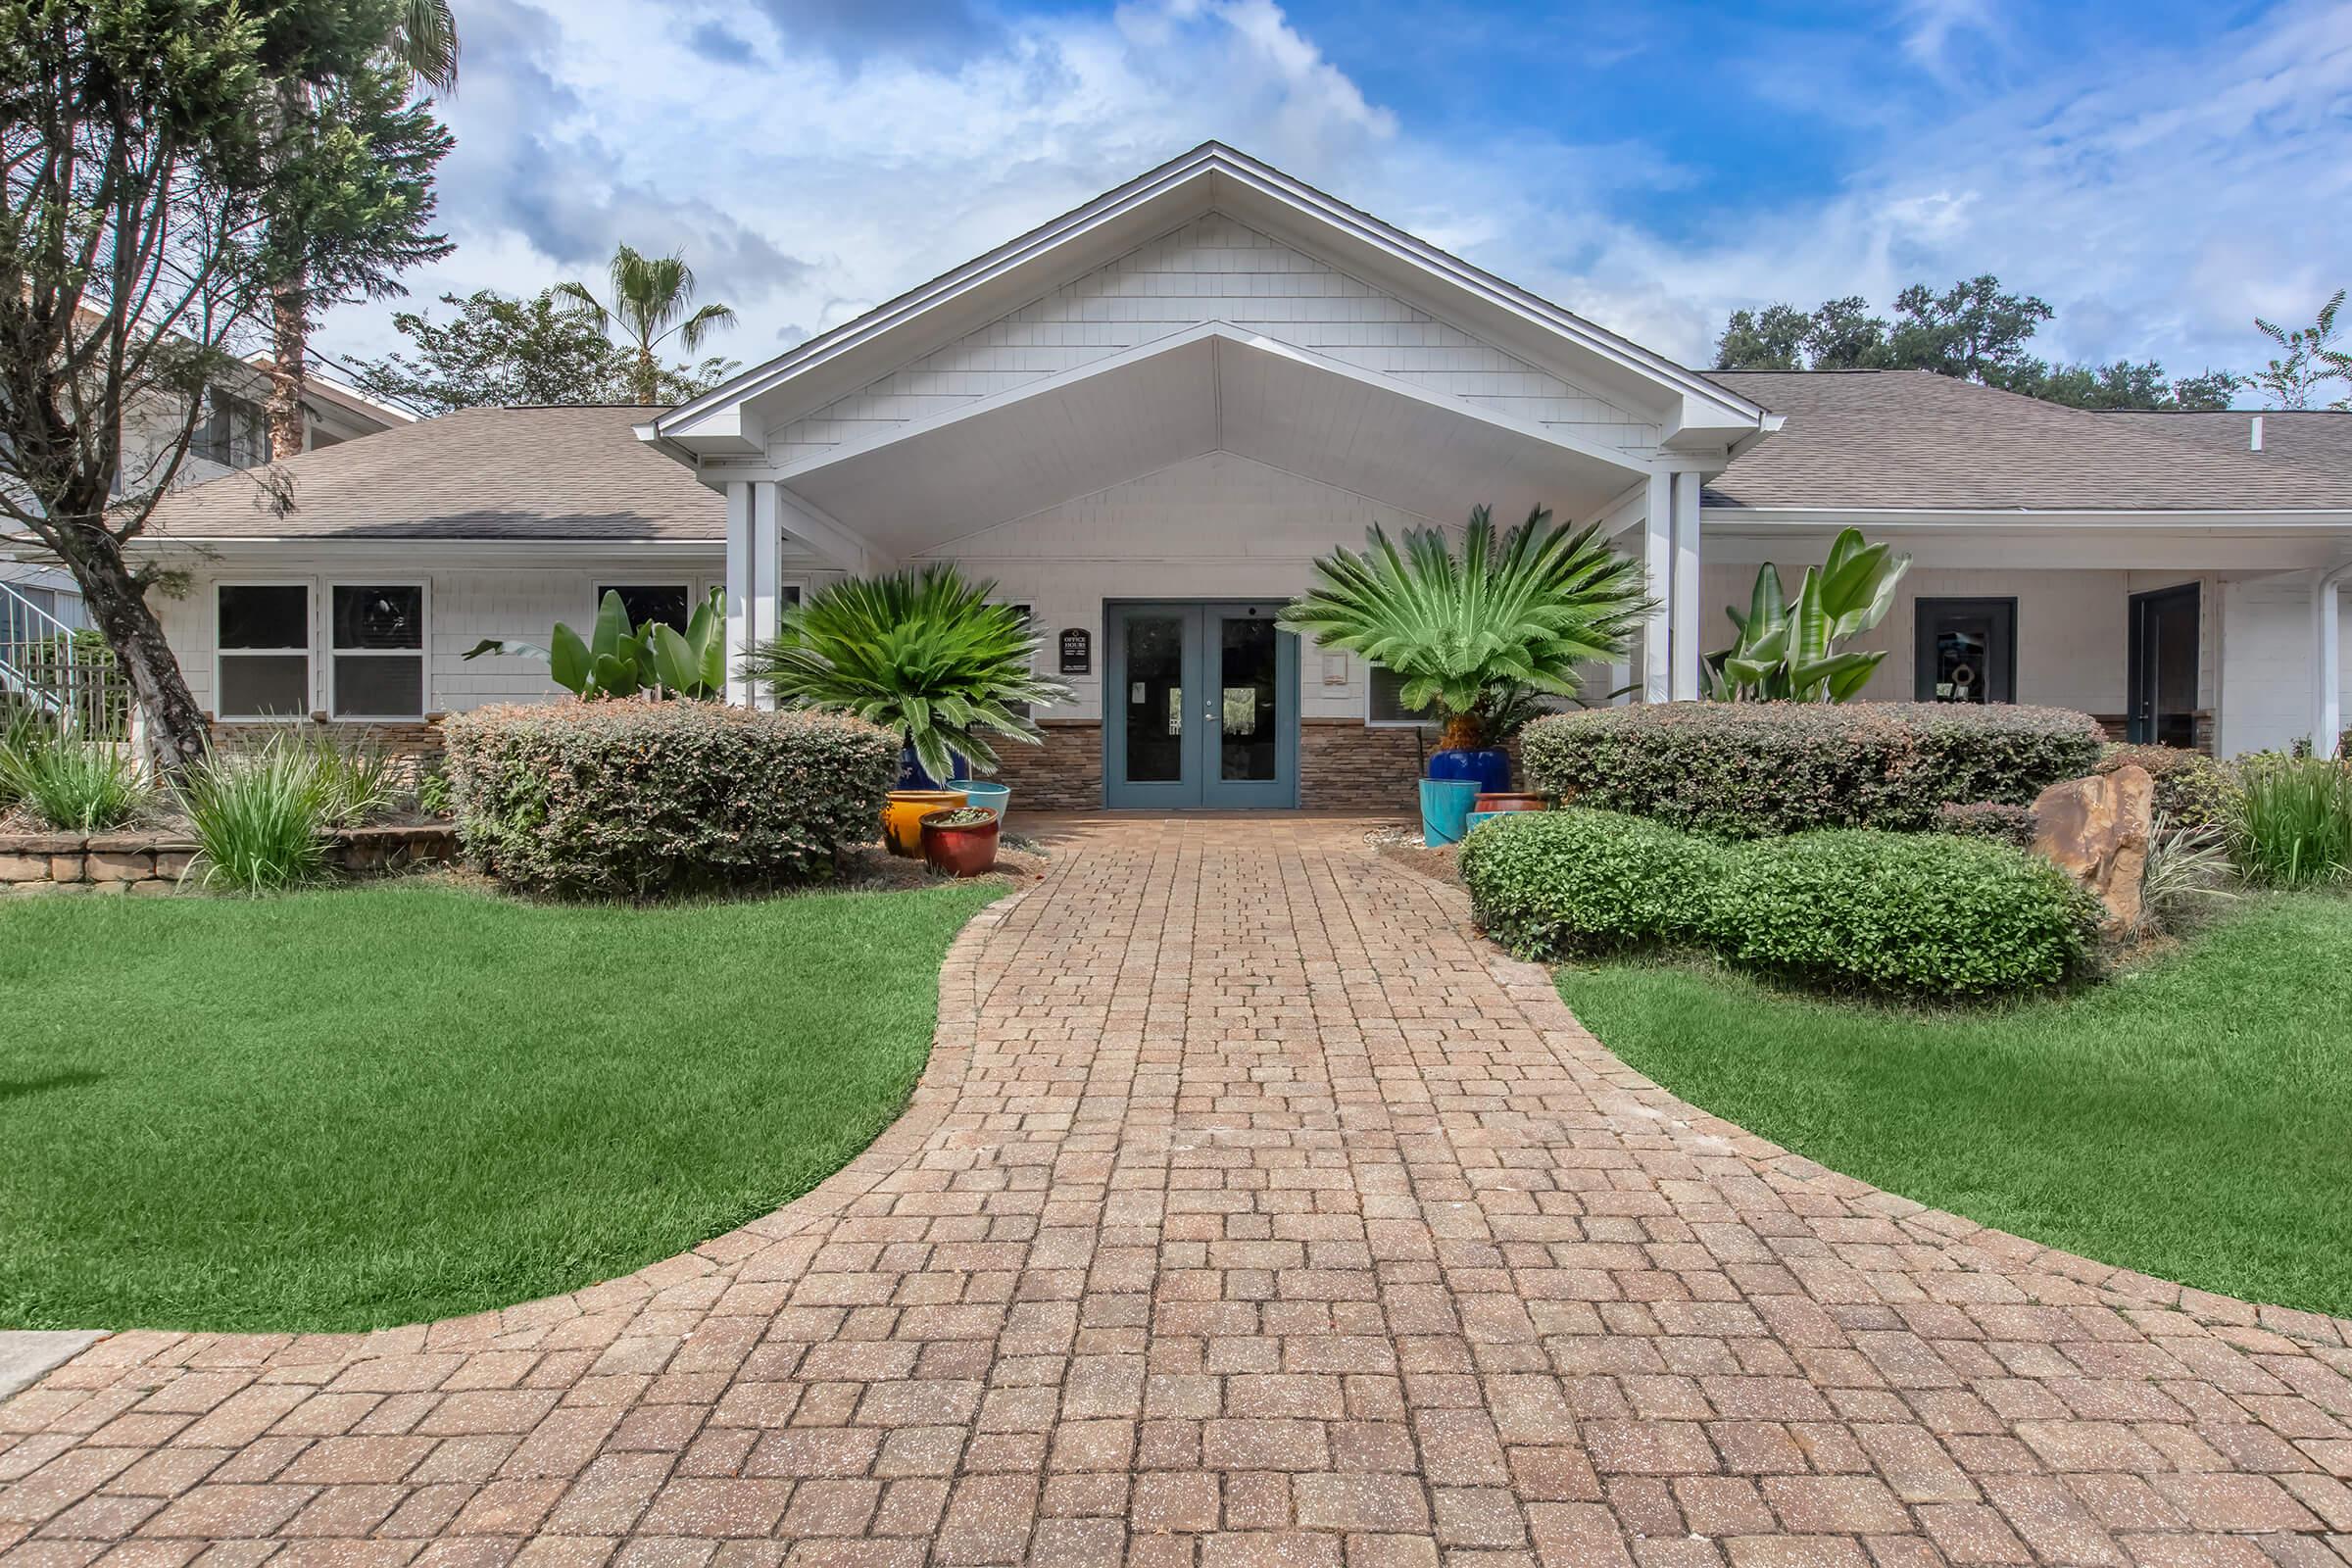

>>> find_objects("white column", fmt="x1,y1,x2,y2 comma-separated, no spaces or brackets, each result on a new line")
747,483,784,710
2319,564,2348,757
1670,468,1703,702
722,479,756,706
1641,469,1673,704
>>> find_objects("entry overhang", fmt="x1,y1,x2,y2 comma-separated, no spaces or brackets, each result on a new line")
754,324,1656,563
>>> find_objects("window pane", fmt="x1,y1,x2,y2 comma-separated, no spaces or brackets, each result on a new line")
332,585,422,650
1219,616,1278,781
1123,614,1185,784
1368,664,1439,723
599,584,690,631
220,654,309,717
333,656,422,717
220,585,308,650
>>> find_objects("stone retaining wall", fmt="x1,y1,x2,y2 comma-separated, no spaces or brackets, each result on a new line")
0,824,458,895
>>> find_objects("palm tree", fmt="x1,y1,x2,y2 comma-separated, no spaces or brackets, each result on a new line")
266,1,461,460
555,247,738,406
1278,506,1652,751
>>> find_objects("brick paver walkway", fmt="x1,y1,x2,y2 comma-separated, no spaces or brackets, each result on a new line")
6,815,2352,1568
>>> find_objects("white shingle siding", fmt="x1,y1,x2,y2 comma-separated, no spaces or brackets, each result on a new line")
772,214,1656,466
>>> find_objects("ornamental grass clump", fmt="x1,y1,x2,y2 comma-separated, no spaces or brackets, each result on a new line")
176,738,342,893
3,739,151,831
2229,754,2352,888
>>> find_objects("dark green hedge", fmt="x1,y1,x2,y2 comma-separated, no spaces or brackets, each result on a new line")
444,702,898,899
2096,743,2236,832
1460,808,2098,998
1520,702,2105,839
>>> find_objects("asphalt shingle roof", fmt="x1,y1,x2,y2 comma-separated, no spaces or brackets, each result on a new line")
1706,369,2352,513
146,405,725,541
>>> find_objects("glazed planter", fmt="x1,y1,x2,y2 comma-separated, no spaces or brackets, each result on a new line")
1427,746,1511,796
883,790,965,857
920,808,1001,877
956,780,1010,829
1418,777,1482,848
1472,792,1548,813
896,745,970,792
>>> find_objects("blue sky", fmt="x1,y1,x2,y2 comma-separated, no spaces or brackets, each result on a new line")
318,0,2352,402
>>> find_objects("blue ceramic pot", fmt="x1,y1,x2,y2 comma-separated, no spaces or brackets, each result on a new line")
957,780,1010,829
1427,746,1510,795
1419,777,1482,847
897,745,970,791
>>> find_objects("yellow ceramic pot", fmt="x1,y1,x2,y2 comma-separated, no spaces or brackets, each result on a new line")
882,790,964,857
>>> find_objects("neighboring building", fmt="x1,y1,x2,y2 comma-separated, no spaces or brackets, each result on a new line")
117,144,2351,803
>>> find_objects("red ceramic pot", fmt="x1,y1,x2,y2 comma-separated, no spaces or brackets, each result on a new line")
1472,792,1549,812
919,808,1001,877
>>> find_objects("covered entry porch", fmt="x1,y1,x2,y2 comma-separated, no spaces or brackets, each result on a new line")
665,326,1764,808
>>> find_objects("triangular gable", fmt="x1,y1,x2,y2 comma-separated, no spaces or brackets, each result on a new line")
650,143,1770,467
770,213,1654,469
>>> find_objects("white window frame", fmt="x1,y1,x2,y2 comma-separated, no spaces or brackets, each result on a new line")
328,579,430,721
1364,662,1440,728
213,578,316,722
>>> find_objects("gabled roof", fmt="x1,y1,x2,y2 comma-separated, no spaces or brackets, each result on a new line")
145,406,724,542
1707,370,2352,514
652,141,1769,459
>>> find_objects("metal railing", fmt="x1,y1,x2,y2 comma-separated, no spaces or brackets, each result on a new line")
1,579,131,741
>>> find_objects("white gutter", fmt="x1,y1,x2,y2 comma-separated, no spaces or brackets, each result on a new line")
2318,561,2352,757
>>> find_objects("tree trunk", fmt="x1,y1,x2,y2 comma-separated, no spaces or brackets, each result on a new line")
635,345,656,405
57,524,211,777
267,269,309,461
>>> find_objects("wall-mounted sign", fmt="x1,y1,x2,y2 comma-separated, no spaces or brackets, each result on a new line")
1058,627,1092,675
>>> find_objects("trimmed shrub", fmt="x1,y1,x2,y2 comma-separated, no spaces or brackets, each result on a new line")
2096,743,2235,832
443,702,898,899
1459,808,1728,958
1935,801,2037,847
1712,830,2099,998
1520,701,2105,839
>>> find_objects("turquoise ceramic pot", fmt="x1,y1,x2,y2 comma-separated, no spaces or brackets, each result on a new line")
1464,810,1501,836
958,780,1010,830
1419,777,1481,847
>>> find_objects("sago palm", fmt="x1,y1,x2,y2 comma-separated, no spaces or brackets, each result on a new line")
557,246,737,405
742,565,1072,783
1280,506,1651,748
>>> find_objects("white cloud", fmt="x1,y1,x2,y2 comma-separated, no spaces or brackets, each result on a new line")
318,0,2352,406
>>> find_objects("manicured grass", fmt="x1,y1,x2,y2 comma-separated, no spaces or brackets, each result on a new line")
1554,894,2352,1316
0,878,1002,1332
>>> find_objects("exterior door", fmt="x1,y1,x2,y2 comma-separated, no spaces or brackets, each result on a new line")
1104,602,1298,808
2129,583,2200,747
1914,598,2016,705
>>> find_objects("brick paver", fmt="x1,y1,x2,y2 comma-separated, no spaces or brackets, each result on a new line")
7,814,2352,1568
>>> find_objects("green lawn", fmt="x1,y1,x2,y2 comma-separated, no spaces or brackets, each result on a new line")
0,879,1002,1332
1555,893,2352,1317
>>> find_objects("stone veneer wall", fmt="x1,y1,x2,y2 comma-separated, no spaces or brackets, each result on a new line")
0,824,458,895
990,719,1432,813
990,720,1105,811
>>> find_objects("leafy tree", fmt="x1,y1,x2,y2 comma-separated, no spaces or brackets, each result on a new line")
353,289,637,413
1712,304,1810,371
556,245,740,406
0,0,452,773
264,0,459,458
1714,275,2227,411
2251,289,2347,410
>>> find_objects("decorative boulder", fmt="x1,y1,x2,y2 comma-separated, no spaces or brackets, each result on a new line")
2030,763,2154,934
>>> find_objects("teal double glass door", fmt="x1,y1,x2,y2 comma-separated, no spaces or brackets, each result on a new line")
1104,602,1298,809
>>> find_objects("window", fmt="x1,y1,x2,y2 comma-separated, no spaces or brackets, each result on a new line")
331,584,424,718
599,584,692,631
1366,663,1441,726
1913,598,2016,706
196,391,268,470
217,584,311,718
